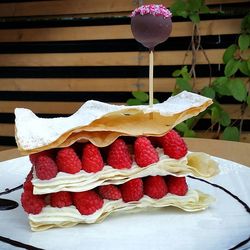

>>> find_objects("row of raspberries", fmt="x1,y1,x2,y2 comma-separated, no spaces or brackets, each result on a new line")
30,130,187,180
21,173,188,215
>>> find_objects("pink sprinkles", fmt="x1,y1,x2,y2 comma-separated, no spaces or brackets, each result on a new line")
130,4,172,19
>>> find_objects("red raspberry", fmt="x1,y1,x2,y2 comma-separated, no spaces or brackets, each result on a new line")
166,176,188,196
144,176,168,199
56,147,82,174
50,191,72,208
82,143,104,173
23,168,34,192
98,184,122,200
23,178,33,192
160,130,187,159
29,150,53,165
35,155,58,180
107,139,132,169
26,167,33,180
73,190,104,215
134,137,159,167
21,190,45,214
120,178,143,202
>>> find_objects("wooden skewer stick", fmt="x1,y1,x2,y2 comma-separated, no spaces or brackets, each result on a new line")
149,50,154,107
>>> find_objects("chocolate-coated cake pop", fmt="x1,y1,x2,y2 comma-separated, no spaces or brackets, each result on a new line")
131,4,172,50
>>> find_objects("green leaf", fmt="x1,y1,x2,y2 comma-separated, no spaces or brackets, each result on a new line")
212,77,231,96
188,0,202,10
223,44,237,64
211,106,220,124
153,98,159,104
241,14,250,33
189,13,200,24
172,69,181,77
210,103,222,123
247,95,250,106
175,122,189,133
247,60,250,71
224,58,240,77
176,78,192,91
126,98,143,106
228,78,247,102
170,0,188,18
178,10,188,18
239,34,250,51
201,86,215,99
219,110,231,127
222,126,240,141
184,129,196,138
179,66,191,80
239,61,250,76
172,88,180,96
185,117,196,128
132,91,148,102
181,65,189,73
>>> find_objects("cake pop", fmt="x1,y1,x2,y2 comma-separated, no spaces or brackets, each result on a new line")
130,4,172,106
131,4,172,51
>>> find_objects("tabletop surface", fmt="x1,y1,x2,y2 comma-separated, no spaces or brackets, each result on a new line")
0,138,249,167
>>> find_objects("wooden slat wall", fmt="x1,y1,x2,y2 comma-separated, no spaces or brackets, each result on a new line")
0,19,242,42
0,0,249,149
0,77,233,92
0,0,248,17
0,50,227,66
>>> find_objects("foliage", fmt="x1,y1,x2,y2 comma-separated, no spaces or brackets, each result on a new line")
169,1,250,141
170,0,211,24
126,91,158,106
127,0,250,142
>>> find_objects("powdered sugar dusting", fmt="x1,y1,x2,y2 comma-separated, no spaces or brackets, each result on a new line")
15,91,212,151
130,4,172,19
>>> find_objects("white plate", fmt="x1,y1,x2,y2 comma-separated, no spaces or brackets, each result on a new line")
0,156,249,250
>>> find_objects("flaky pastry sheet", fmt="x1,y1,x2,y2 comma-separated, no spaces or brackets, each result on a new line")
15,91,212,154
29,189,214,231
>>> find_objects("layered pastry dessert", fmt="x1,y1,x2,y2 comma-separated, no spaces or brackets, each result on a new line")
15,91,219,231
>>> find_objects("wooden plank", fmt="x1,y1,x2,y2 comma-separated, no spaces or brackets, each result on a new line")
0,77,220,92
0,124,14,137
0,146,16,154
0,148,21,161
185,137,250,165
0,19,241,42
0,101,82,114
213,105,250,120
0,78,248,93
0,49,225,66
1,101,249,119
156,0,250,4
0,0,248,17
195,131,250,144
0,0,139,17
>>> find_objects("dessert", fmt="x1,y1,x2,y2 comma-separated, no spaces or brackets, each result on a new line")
131,4,172,50
130,4,172,106
15,91,219,231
